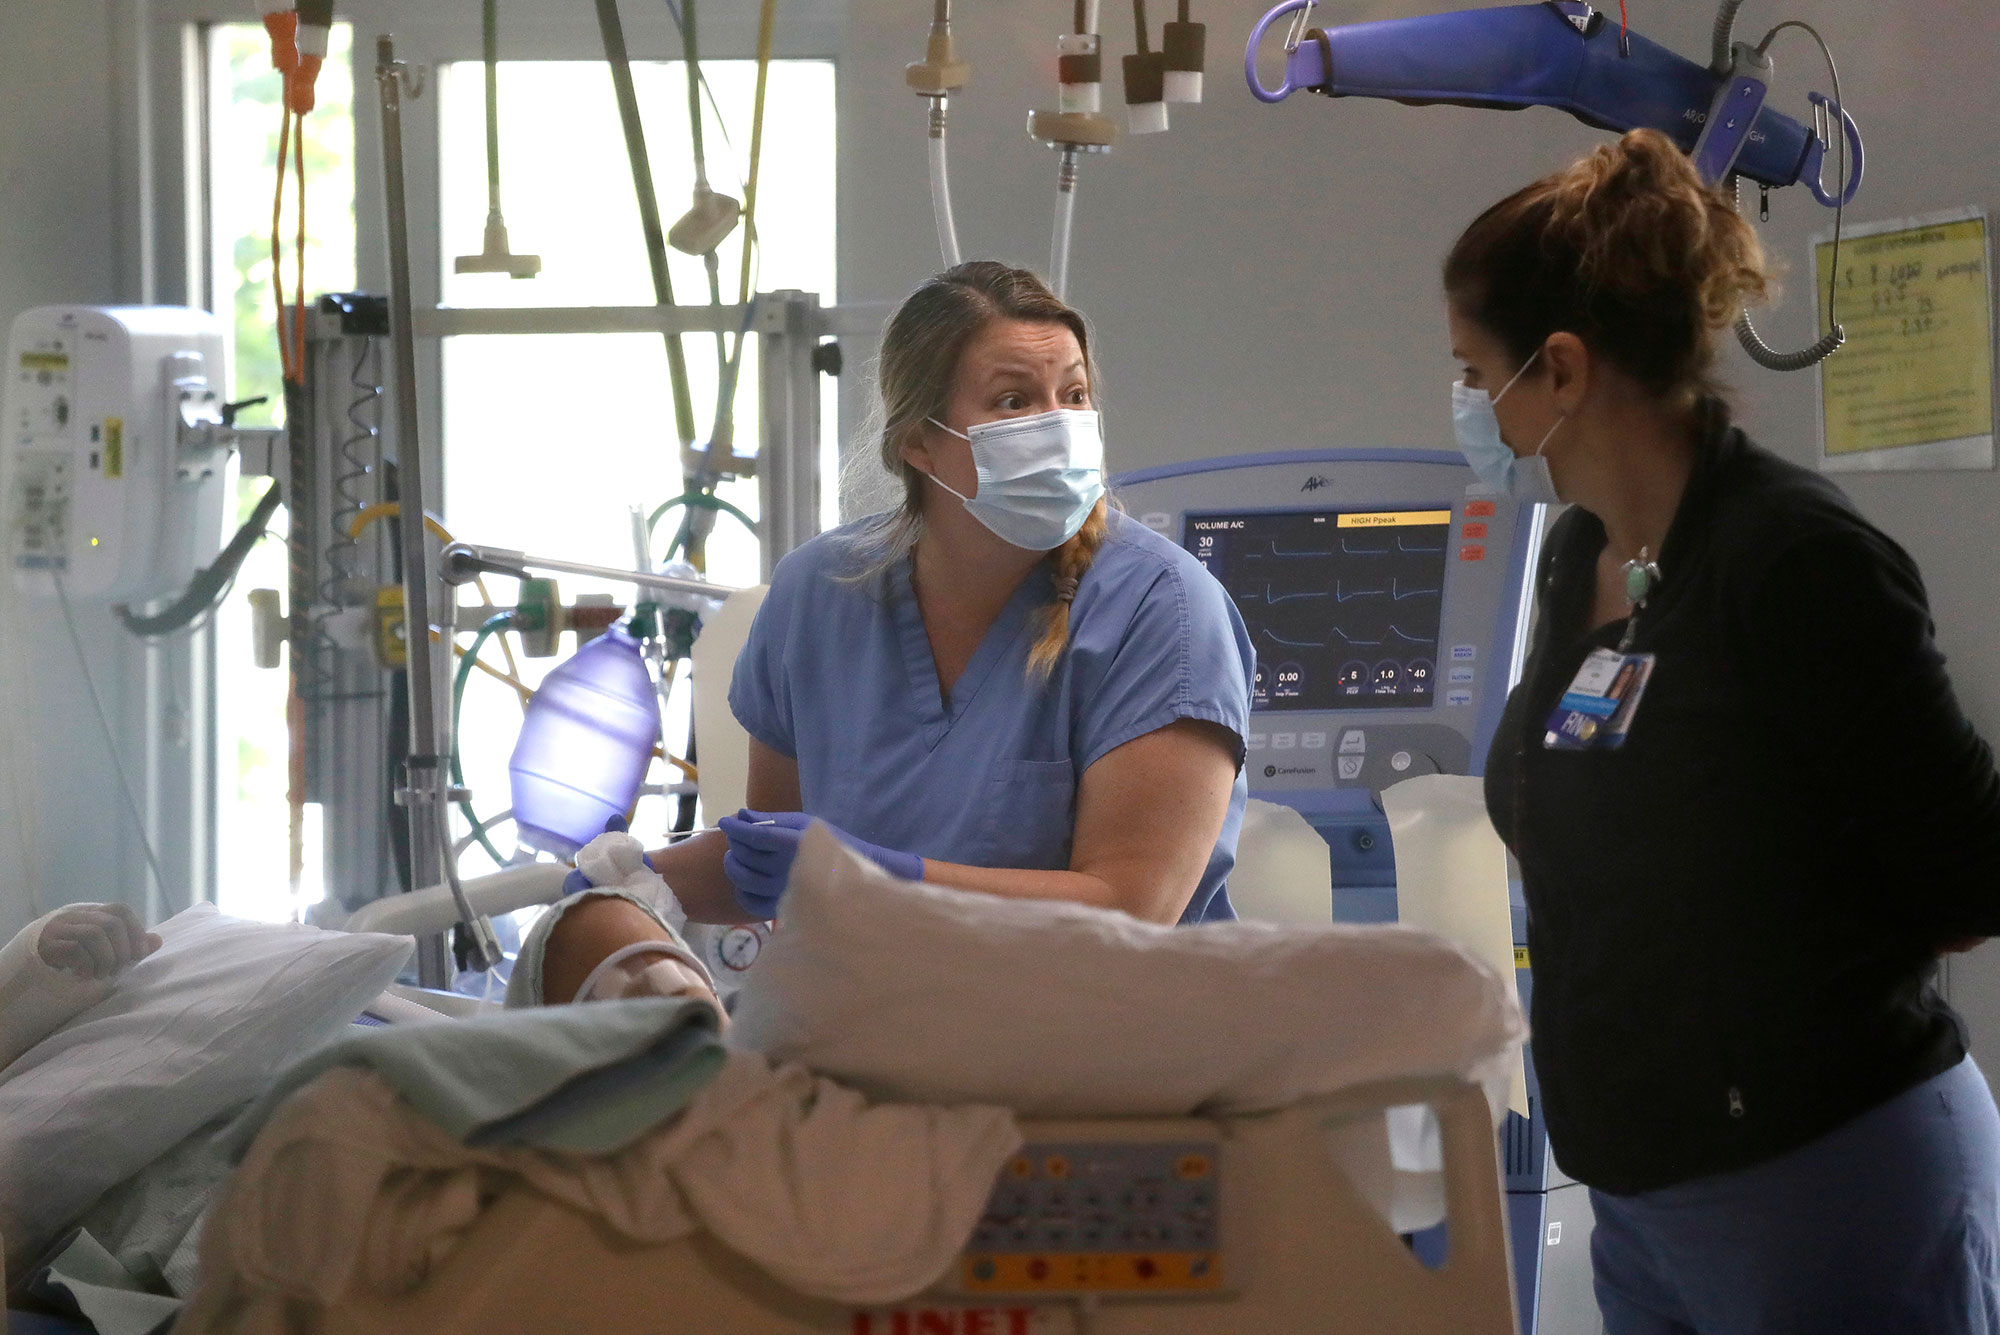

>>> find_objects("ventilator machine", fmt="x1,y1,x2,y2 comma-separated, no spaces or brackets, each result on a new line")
1115,453,1592,1334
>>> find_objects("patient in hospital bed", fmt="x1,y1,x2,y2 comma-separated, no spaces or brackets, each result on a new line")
2,825,1526,1335
0,880,740,1331
506,825,724,1017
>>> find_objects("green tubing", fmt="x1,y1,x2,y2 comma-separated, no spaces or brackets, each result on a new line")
647,489,759,539
451,612,517,868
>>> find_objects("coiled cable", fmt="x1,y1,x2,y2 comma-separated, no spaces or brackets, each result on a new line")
307,336,382,686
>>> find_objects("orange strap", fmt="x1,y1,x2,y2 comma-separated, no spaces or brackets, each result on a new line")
293,109,307,379
271,101,293,382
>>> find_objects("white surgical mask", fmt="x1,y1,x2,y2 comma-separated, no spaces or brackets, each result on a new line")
1452,351,1562,505
922,407,1106,551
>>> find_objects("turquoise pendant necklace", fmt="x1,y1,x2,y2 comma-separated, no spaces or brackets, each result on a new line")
1617,546,1660,653
1622,546,1661,605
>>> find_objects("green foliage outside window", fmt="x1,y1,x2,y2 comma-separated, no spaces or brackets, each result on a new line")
214,23,356,436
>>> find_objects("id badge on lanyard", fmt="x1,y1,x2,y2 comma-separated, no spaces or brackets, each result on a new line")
1544,646,1654,750
1543,546,1663,751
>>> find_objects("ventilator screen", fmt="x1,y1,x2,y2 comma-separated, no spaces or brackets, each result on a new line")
1185,507,1451,712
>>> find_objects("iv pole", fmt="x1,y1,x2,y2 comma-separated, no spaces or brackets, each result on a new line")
376,34,500,987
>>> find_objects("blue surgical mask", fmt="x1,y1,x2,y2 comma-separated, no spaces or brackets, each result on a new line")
1452,351,1562,505
922,408,1106,551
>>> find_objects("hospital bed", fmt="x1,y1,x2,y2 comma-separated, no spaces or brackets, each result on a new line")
292,1073,1518,1335
293,632,1520,1332
1,875,1521,1335
316,873,1522,1334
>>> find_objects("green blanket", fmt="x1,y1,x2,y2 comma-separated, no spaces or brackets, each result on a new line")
226,994,726,1157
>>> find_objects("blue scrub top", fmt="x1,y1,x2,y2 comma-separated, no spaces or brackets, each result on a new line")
729,508,1255,923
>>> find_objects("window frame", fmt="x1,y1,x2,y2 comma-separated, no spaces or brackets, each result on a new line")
139,3,842,908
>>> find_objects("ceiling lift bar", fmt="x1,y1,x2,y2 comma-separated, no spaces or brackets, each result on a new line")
1244,0,1862,368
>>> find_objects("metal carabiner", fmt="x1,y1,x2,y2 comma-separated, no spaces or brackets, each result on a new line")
1245,0,1319,103
1284,0,1319,51
1804,90,1865,208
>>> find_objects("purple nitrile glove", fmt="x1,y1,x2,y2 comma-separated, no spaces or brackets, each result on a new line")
717,808,924,919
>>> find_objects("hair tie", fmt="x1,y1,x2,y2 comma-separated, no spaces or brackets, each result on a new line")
1053,576,1079,605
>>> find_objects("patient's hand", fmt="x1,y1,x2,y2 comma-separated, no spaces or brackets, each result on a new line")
38,904,161,981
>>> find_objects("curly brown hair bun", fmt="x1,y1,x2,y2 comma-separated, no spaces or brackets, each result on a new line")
1444,129,1775,400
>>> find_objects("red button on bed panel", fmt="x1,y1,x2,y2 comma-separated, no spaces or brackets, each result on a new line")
1460,544,1486,561
1466,500,1497,517
1462,522,1488,539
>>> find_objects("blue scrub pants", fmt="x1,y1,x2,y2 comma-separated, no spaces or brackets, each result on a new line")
1590,1058,2000,1335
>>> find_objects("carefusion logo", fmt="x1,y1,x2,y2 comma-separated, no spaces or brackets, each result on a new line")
1262,763,1319,779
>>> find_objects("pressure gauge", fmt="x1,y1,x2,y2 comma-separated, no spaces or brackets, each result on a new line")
717,924,766,972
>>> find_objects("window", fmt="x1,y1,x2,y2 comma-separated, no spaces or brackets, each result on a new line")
438,57,836,854
206,21,356,921
198,32,837,915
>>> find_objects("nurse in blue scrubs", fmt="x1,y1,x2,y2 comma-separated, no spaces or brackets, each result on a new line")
540,262,1253,1000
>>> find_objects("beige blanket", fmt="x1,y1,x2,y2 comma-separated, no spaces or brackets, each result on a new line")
178,1051,1018,1333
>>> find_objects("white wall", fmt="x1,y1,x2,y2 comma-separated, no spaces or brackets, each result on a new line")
0,5,120,318
0,0,131,941
836,0,2000,1069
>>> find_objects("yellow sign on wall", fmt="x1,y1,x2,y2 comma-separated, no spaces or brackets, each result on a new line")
1815,209,1994,472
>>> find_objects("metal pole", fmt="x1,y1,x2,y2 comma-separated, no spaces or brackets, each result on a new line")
437,543,745,601
481,0,502,220
757,291,826,578
592,0,699,452
376,35,452,988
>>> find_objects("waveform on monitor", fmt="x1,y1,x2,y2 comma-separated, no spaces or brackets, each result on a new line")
1261,626,1385,650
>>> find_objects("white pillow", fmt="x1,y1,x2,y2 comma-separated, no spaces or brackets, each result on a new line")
728,826,1525,1118
0,904,412,1274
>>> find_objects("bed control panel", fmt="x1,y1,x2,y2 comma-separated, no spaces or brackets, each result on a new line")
953,1139,1226,1297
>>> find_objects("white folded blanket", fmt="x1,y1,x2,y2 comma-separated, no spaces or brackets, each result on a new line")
729,826,1527,1119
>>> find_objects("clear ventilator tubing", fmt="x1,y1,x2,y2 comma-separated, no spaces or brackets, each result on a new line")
928,98,963,268
1050,147,1080,300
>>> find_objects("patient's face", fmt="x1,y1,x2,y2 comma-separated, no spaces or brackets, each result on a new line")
588,954,727,1025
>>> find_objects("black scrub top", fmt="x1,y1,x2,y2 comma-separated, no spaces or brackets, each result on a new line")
1486,400,2000,1195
